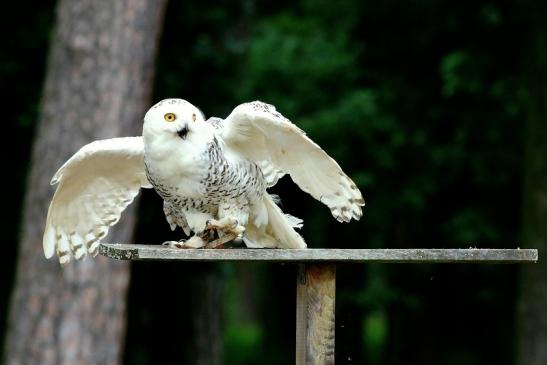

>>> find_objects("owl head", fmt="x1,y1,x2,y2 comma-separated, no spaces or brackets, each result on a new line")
142,98,212,152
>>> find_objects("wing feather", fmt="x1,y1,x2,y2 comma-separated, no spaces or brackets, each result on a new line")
222,101,364,222
43,137,151,263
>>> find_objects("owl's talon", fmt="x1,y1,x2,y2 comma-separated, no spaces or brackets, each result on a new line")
162,241,185,248
205,217,243,236
162,235,206,249
233,225,245,235
205,219,228,231
182,235,206,248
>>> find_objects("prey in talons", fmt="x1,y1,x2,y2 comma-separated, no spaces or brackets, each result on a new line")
162,217,244,249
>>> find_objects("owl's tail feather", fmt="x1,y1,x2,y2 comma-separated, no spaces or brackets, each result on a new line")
250,193,306,249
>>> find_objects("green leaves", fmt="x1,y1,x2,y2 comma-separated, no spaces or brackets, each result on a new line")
440,51,484,97
237,13,359,116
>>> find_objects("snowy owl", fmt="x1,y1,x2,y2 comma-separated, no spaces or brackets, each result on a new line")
43,99,365,264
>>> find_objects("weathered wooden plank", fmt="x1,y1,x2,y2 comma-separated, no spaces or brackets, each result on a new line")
99,244,538,263
296,264,336,365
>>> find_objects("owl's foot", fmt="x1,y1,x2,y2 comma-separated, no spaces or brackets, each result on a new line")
162,240,183,248
162,235,206,249
206,217,245,236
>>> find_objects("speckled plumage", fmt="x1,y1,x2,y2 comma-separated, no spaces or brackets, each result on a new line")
43,98,365,264
144,135,265,236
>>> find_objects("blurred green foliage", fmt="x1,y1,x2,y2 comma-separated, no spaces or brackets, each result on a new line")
224,323,263,364
2,0,536,364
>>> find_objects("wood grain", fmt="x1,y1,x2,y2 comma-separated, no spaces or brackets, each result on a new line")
99,244,538,263
296,264,336,365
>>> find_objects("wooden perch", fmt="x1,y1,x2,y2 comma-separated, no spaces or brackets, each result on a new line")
99,243,538,365
99,244,537,263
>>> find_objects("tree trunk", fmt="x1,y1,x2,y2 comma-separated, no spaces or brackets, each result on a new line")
517,2,547,364
4,0,166,364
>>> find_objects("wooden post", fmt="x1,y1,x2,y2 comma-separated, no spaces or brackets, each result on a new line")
296,264,336,365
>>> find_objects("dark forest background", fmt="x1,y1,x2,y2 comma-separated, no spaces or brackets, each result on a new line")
1,0,545,364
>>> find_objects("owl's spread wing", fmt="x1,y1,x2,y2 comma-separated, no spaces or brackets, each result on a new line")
221,101,364,222
43,137,152,264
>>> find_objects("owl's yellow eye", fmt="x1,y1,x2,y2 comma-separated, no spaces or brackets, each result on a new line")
164,113,176,122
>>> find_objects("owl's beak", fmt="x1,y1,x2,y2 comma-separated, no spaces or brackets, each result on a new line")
177,124,189,140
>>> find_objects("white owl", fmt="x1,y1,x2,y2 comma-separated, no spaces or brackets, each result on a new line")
43,99,364,264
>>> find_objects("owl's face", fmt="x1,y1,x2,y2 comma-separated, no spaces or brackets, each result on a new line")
143,99,204,135
142,98,214,159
